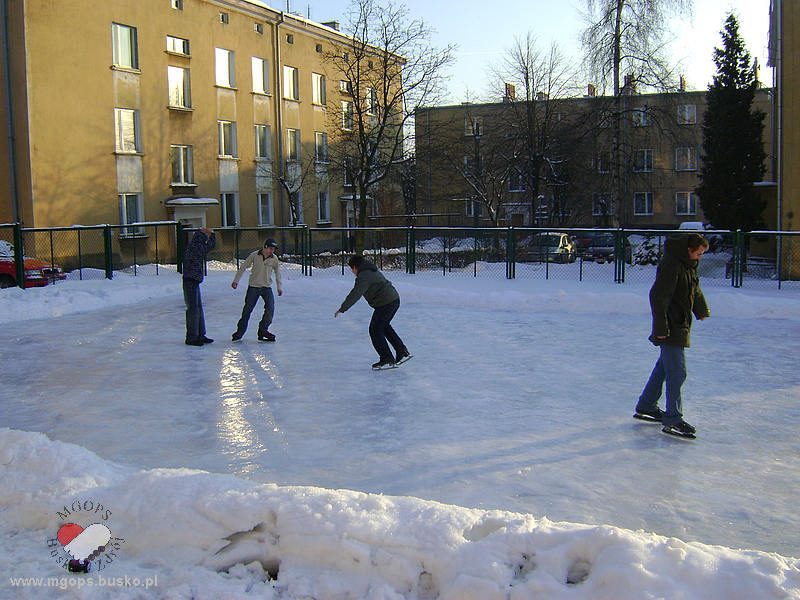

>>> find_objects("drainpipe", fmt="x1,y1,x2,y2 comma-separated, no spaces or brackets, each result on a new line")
1,0,19,224
775,0,783,232
274,13,286,236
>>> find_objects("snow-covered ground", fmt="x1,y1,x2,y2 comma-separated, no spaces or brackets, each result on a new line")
1,261,799,599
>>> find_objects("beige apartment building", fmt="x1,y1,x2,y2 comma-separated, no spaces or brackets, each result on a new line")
0,0,390,233
416,86,774,230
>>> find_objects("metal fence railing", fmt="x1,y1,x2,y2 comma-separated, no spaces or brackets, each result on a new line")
2,222,800,290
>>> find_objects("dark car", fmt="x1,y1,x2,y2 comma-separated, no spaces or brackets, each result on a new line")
584,234,632,264
520,232,577,263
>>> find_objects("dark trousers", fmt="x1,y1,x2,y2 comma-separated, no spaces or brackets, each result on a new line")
369,298,404,361
236,286,275,334
183,278,206,343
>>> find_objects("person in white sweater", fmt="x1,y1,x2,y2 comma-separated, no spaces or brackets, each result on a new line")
231,238,283,342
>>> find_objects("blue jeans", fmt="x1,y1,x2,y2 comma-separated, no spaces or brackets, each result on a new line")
183,278,206,343
369,298,404,362
236,286,274,334
637,344,687,426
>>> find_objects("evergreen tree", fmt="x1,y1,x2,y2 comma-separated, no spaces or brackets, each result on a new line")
697,13,766,231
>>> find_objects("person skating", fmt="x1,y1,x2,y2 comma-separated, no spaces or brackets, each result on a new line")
231,238,283,342
334,255,411,369
182,227,216,346
634,233,710,438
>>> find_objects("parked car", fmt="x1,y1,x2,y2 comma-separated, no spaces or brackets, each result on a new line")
520,232,577,263
584,233,633,264
677,221,724,251
0,240,66,288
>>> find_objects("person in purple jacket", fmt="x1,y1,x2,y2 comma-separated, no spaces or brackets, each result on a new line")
182,227,216,346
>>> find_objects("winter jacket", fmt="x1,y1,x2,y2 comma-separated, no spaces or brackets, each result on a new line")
338,260,399,313
233,250,282,291
648,236,710,348
182,230,216,282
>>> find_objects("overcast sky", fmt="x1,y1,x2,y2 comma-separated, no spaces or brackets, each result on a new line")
287,0,772,103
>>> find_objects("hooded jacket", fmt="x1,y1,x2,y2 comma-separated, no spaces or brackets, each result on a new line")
338,260,399,313
182,230,216,282
648,236,710,348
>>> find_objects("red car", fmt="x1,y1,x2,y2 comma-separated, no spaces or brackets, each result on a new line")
0,240,66,288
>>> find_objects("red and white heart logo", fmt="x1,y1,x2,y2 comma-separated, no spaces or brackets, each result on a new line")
57,523,111,561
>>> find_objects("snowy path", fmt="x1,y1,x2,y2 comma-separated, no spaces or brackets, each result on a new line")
2,270,800,560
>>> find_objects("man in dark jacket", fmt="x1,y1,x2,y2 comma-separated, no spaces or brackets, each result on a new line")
182,227,216,346
635,234,710,437
334,255,411,369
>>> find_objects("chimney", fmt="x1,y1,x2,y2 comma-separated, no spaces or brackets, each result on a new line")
535,91,548,101
503,82,516,102
322,20,340,30
586,83,596,97
623,74,637,95
679,75,686,92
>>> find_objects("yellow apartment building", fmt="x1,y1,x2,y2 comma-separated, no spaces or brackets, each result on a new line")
0,0,397,235
416,86,774,230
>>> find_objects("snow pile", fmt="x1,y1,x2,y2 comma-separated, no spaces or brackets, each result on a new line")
1,428,798,600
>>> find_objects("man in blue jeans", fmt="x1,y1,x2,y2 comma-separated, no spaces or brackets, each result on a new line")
182,227,216,346
635,234,710,438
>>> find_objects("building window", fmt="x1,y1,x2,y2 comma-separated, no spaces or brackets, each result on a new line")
342,101,354,130
171,0,183,9
312,73,327,105
315,132,328,163
633,191,654,215
633,149,654,172
255,124,271,159
675,146,697,171
215,48,235,88
111,23,138,70
677,104,697,124
289,190,304,223
258,193,273,225
676,191,697,215
166,35,190,56
592,193,613,216
119,194,143,235
316,43,323,53
221,192,238,227
343,157,354,186
254,23,263,34
252,57,269,94
464,117,482,136
632,108,651,126
366,87,378,116
170,145,193,184
218,120,237,157
286,129,300,161
597,151,611,173
465,199,481,218
219,12,229,24
283,66,299,100
286,34,294,44
114,108,140,153
318,189,330,222
508,169,525,192
339,79,352,94
167,66,191,108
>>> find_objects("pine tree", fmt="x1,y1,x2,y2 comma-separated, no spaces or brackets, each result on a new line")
697,13,766,231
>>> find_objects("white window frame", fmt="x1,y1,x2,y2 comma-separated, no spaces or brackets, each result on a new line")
215,47,235,88
465,199,481,218
166,35,190,56
508,169,525,192
675,146,697,171
283,65,299,100
317,188,330,223
632,108,651,126
170,144,193,184
171,0,183,9
366,87,377,116
597,151,611,173
286,128,300,161
339,80,352,94
312,72,326,105
633,149,654,173
343,157,354,186
258,192,274,226
252,57,269,94
464,117,482,136
119,193,143,235
112,23,138,70
218,120,237,157
342,101,354,130
592,193,613,216
675,191,697,215
167,66,191,109
221,192,239,227
255,124,271,159
315,132,328,163
633,191,654,215
290,190,304,223
114,108,140,153
677,104,697,125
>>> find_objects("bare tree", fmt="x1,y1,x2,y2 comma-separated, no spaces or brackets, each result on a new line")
326,0,454,248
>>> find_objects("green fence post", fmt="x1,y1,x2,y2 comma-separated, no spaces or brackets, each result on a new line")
176,222,186,274
732,230,744,288
103,225,113,280
614,229,624,283
506,227,516,279
406,227,416,274
306,226,313,276
13,223,24,288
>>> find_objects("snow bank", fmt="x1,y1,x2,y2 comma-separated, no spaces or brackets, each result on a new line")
1,428,798,600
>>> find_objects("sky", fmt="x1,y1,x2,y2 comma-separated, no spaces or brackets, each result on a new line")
283,0,772,103
1,253,800,598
